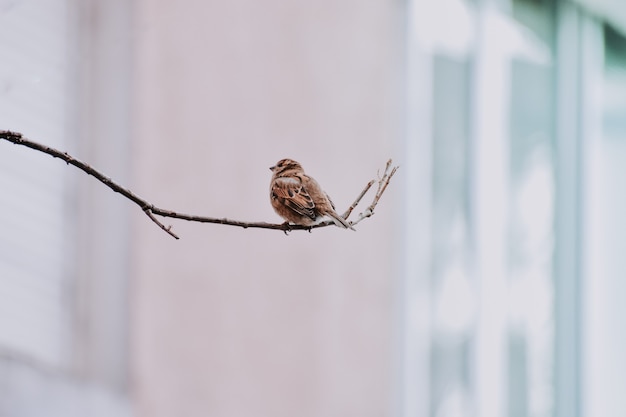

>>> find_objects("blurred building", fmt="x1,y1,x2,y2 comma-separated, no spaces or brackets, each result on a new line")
1,1,626,417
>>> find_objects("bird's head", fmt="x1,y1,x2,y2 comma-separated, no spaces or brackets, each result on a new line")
270,158,303,174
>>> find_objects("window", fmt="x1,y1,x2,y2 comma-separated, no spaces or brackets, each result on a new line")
403,1,626,416
583,22,626,417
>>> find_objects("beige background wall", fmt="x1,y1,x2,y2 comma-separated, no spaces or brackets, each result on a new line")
129,2,403,416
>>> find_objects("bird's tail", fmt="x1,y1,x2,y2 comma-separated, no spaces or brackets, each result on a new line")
328,212,356,231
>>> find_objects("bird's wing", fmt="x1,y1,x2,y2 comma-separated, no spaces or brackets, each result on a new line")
272,176,317,220
325,192,337,210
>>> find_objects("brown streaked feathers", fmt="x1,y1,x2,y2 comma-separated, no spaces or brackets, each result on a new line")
269,158,354,230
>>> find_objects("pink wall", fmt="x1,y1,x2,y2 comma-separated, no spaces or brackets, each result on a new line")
129,1,403,416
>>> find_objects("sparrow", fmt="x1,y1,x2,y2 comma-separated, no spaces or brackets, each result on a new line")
269,158,355,230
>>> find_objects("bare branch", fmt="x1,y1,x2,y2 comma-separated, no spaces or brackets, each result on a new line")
1,130,398,239
143,207,179,239
341,180,375,220
350,159,399,227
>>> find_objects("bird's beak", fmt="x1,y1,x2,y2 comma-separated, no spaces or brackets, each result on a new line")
269,165,275,171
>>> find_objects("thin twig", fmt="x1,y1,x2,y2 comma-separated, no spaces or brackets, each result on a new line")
350,159,399,227
143,207,179,239
0,130,398,238
341,180,375,220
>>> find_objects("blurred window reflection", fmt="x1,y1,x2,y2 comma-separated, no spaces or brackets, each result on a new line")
508,3,556,417
430,55,474,416
583,22,626,417
433,1,556,415
403,1,565,416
